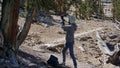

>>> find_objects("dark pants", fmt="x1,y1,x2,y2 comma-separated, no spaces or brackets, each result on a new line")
62,41,77,67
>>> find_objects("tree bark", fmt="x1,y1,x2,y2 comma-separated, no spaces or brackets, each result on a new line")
0,0,19,66
55,0,64,13
1,0,19,48
1,0,18,50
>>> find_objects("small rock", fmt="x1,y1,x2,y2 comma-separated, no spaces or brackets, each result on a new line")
80,37,92,41
29,63,36,66
107,32,118,39
57,31,65,34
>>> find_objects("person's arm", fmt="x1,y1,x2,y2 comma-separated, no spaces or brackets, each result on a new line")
60,16,65,26
62,25,71,31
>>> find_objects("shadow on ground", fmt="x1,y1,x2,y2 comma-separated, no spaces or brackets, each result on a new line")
0,49,70,68
17,50,70,68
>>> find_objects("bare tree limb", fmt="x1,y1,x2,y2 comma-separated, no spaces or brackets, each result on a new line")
16,10,35,49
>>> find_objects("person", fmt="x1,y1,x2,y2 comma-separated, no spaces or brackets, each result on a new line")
60,12,77,68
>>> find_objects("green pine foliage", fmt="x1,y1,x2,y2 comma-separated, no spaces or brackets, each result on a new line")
75,0,101,19
35,0,57,11
113,0,120,21
23,0,57,17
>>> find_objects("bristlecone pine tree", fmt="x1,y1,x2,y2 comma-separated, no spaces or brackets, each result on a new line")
0,0,36,67
0,0,64,67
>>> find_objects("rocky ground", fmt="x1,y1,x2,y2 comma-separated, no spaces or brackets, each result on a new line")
20,16,120,68
0,16,120,68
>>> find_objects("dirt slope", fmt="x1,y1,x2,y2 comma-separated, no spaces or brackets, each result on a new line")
18,17,120,68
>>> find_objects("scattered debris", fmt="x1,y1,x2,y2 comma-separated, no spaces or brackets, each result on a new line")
80,36,92,41
79,46,85,52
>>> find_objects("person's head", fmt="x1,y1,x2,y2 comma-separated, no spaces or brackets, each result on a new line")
67,5,76,15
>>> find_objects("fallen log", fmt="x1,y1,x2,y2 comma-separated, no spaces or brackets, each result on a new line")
45,43,64,49
95,31,114,56
96,31,120,65
37,43,64,52
79,46,85,52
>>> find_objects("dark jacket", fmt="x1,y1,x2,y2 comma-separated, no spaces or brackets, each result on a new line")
62,23,77,42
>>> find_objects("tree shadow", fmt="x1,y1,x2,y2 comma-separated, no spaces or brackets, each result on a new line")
18,50,70,68
18,50,45,68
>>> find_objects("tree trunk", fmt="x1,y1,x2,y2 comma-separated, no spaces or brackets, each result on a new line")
0,0,35,67
0,0,19,66
55,0,64,14
1,0,19,47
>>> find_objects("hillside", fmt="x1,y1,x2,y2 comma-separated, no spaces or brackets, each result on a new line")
0,16,120,68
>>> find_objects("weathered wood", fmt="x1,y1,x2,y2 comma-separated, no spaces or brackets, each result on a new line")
44,43,64,52
96,31,120,65
0,0,19,67
96,31,114,56
0,0,36,67
45,43,64,49
55,0,64,13
10,0,19,47
1,0,19,50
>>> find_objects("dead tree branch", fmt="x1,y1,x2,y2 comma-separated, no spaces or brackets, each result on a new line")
16,10,35,49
